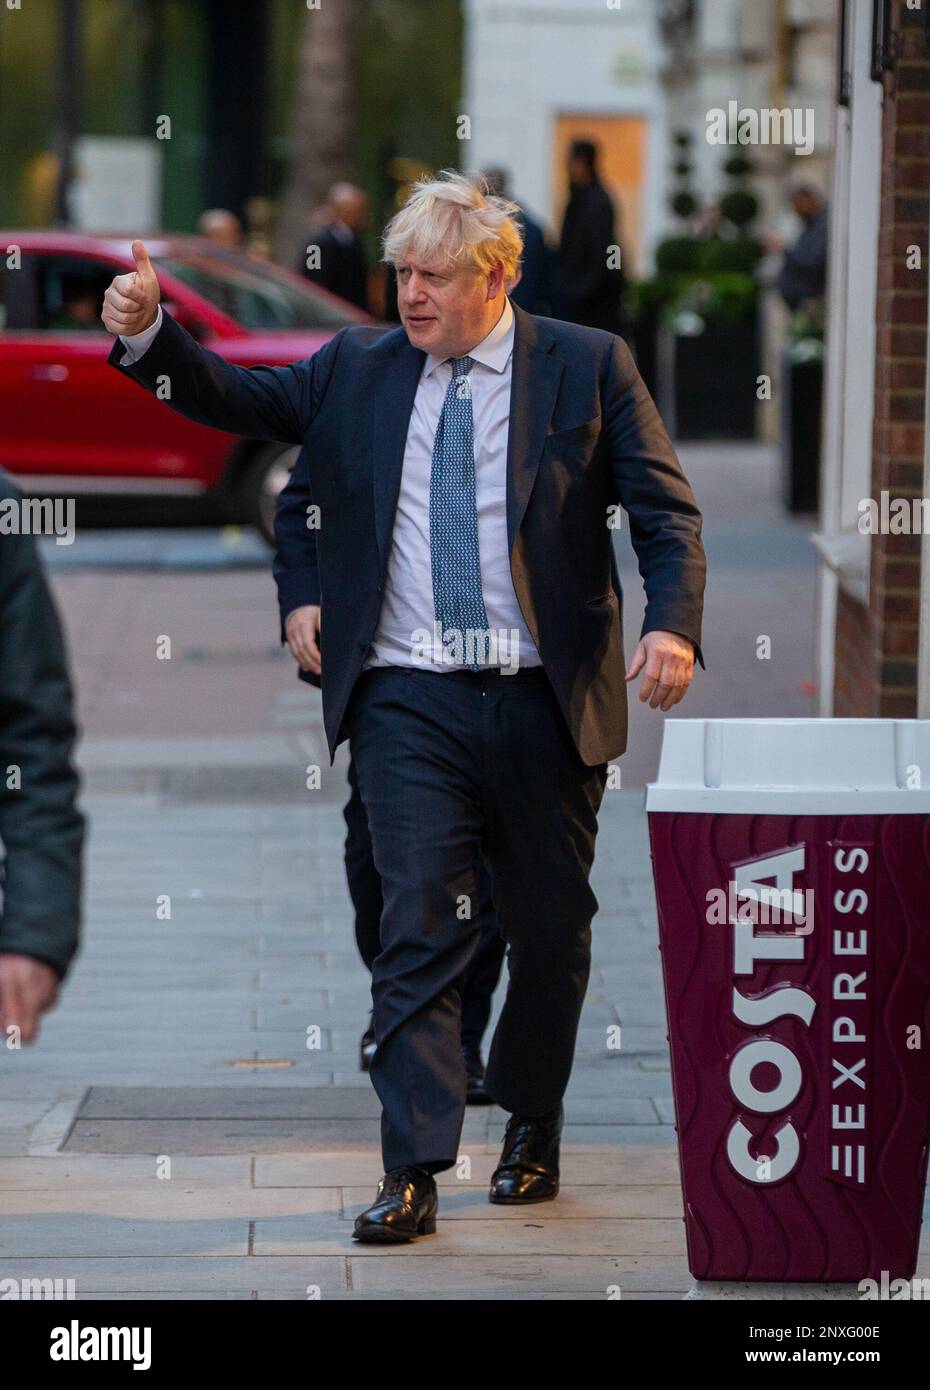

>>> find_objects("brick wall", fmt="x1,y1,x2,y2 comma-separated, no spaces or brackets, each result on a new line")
833,3,928,715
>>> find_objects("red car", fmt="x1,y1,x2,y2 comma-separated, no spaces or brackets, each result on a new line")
0,232,370,541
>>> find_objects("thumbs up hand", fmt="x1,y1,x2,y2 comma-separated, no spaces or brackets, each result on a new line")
101,239,161,336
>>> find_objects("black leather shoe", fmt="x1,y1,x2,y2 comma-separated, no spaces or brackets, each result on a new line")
464,1043,493,1105
488,1101,563,1204
359,1014,376,1072
353,1165,438,1243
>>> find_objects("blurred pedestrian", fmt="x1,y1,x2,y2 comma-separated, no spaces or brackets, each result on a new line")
0,472,85,1045
557,138,624,332
297,183,371,313
770,184,828,312
481,168,554,316
197,208,246,251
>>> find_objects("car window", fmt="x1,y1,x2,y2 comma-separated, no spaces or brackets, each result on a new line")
155,255,357,331
31,256,114,333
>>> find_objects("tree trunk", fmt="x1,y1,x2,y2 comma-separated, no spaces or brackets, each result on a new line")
273,0,360,268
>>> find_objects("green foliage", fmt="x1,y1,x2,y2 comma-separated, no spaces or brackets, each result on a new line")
630,266,758,328
722,154,754,179
670,190,698,220
693,272,758,323
655,236,702,274
635,129,763,331
695,235,764,274
719,188,759,230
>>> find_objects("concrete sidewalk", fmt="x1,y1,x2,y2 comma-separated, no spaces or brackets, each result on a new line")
2,770,691,1300
4,443,923,1300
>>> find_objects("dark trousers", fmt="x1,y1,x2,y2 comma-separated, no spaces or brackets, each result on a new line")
344,665,607,1173
343,754,505,1048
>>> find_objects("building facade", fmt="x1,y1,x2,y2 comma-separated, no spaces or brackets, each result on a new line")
463,0,670,274
817,0,930,719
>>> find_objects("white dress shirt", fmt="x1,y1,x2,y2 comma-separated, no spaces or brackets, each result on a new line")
118,304,164,364
119,295,541,671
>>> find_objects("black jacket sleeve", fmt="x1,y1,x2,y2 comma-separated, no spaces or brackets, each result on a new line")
107,310,349,445
603,338,706,668
0,477,85,978
272,444,321,640
270,326,351,644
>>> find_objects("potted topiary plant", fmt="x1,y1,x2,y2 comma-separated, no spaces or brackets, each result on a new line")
632,143,765,438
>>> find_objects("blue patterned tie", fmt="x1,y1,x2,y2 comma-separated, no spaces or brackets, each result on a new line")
429,355,491,669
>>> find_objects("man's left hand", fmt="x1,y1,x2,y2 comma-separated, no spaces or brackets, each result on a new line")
625,630,695,711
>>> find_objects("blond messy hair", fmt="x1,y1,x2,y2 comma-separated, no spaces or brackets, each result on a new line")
381,169,524,282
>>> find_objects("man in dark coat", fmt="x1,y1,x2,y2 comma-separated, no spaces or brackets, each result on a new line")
0,473,85,1043
557,138,624,333
298,183,371,313
775,185,829,312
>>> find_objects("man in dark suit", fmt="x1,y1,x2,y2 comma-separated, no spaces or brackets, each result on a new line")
101,171,705,1245
297,183,371,313
273,448,507,1098
558,138,625,333
275,447,626,1096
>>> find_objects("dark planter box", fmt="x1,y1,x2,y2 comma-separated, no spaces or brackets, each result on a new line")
657,321,760,440
780,354,823,513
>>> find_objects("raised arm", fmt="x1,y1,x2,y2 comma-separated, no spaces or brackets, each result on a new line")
102,240,343,444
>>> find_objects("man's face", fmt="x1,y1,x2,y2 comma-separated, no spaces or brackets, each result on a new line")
395,254,504,358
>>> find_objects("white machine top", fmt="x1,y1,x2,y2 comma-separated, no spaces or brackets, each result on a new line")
644,719,930,814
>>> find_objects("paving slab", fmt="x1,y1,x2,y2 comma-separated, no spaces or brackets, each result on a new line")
252,1215,687,1258
254,1148,683,1187
0,1256,347,1295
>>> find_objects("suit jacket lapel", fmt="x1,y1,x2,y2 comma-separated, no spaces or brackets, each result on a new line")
369,308,562,574
506,305,564,554
370,333,425,570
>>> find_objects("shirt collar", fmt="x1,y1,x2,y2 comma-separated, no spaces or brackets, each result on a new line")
422,295,515,378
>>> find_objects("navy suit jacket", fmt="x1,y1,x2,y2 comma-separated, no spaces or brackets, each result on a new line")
108,303,706,766
274,449,625,665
